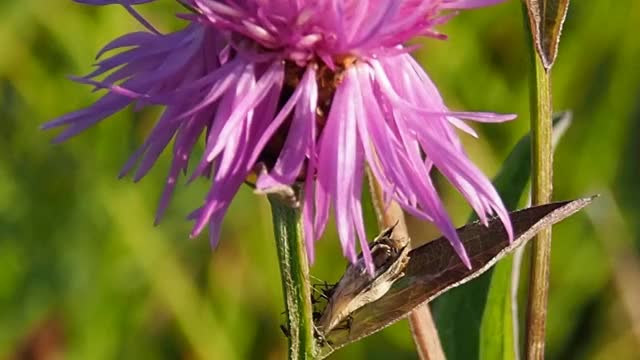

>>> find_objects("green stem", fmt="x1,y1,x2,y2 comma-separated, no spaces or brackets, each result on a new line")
525,35,554,360
268,195,315,360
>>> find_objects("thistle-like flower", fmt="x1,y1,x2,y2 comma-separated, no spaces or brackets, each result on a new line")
45,0,514,273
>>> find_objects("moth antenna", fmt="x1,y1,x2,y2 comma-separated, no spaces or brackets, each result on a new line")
380,220,399,239
313,323,334,352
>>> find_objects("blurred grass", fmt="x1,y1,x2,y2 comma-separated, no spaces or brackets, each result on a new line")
0,1,639,359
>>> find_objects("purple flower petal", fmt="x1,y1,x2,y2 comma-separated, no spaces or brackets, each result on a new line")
46,0,515,272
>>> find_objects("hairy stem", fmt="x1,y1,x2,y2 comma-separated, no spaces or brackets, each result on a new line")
367,171,445,360
524,37,554,360
268,195,315,360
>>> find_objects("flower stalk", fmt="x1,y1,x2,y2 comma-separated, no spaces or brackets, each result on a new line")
268,194,315,360
524,20,554,360
521,0,570,355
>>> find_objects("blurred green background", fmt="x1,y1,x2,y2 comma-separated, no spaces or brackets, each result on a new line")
1,1,639,359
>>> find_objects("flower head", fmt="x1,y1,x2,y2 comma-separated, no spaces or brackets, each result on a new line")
45,0,514,274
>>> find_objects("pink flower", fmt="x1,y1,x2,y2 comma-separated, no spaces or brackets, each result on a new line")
45,0,514,273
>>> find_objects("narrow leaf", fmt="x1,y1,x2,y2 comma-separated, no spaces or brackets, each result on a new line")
479,256,516,360
524,0,571,70
317,197,595,358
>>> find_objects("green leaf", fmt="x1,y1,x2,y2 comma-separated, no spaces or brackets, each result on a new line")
432,113,572,360
524,0,571,70
479,256,516,360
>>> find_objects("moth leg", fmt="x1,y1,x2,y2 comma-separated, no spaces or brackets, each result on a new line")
280,324,290,338
319,280,336,299
346,314,354,337
333,314,354,333
313,324,334,350
312,310,323,323
309,274,323,282
311,281,335,301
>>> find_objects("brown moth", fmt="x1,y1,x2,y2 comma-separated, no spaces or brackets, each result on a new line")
316,225,410,335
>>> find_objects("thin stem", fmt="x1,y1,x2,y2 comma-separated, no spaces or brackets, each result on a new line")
367,171,445,360
408,304,447,360
268,195,315,360
524,45,553,359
